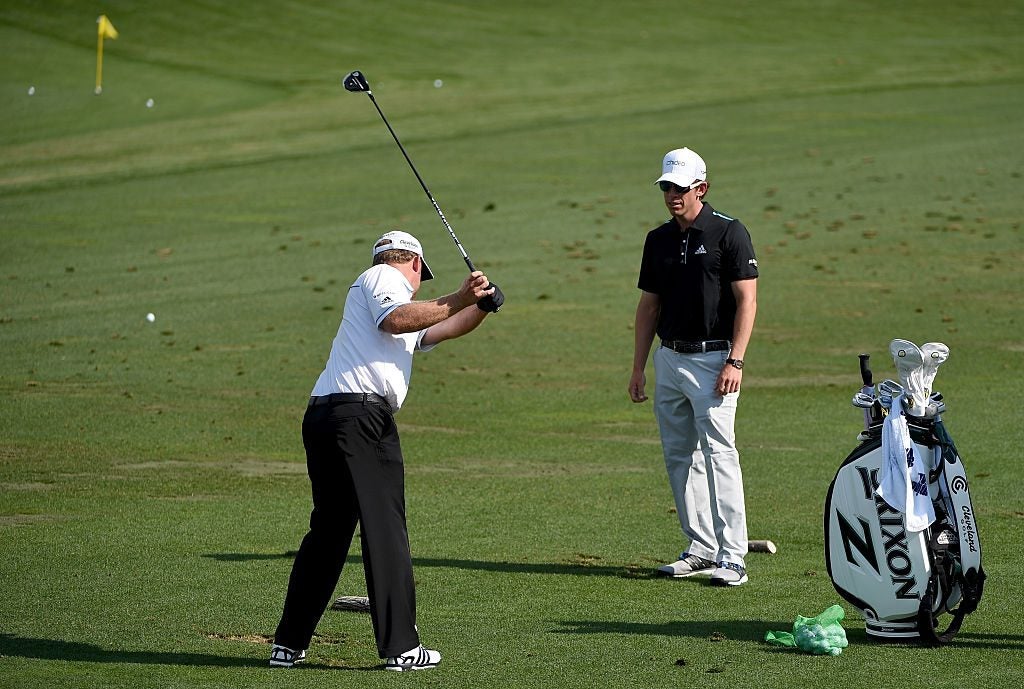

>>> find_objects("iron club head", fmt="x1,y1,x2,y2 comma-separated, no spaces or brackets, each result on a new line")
343,70,371,93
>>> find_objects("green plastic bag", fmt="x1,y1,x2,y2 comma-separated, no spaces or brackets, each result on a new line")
765,605,849,656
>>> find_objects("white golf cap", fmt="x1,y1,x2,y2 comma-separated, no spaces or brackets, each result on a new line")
372,230,434,280
655,147,707,189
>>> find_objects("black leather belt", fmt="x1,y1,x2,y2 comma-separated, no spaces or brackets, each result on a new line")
661,339,731,354
308,392,392,412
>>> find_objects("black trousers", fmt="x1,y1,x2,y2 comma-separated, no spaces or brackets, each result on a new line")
274,399,420,658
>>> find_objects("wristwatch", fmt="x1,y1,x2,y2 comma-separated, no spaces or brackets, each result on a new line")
726,358,744,370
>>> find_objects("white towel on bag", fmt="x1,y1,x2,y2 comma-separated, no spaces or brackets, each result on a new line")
876,394,935,532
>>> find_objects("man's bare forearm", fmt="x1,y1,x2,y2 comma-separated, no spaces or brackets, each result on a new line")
729,279,757,359
381,293,472,334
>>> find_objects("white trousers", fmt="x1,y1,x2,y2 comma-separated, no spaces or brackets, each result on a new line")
653,346,748,566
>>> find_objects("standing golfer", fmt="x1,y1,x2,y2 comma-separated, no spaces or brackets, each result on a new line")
629,147,758,587
271,230,503,670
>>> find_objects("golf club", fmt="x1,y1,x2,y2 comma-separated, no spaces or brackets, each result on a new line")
343,70,477,273
878,378,904,407
858,354,873,427
857,353,884,427
920,342,950,396
891,339,928,415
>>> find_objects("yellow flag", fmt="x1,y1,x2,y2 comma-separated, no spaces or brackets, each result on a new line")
97,15,118,40
95,15,117,94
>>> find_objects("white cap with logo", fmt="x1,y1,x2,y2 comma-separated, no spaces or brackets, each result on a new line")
655,147,707,189
372,230,434,280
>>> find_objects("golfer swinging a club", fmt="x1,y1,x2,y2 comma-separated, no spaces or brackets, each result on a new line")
629,148,758,586
271,230,502,670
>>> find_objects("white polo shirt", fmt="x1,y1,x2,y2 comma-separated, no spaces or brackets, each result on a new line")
310,264,435,411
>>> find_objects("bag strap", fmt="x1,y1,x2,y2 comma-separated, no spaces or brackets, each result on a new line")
917,565,986,646
917,432,985,646
912,418,986,646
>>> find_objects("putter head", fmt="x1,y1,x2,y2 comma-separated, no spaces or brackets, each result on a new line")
343,70,371,93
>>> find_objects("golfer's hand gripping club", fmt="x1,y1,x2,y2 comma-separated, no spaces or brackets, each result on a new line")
477,282,503,312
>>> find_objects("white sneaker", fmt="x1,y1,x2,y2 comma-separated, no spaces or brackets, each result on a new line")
385,644,441,672
269,644,306,667
710,562,748,587
656,552,716,578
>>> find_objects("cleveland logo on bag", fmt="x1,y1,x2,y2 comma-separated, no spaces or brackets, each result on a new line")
824,340,985,646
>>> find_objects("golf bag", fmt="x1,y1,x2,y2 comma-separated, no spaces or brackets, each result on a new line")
824,346,985,645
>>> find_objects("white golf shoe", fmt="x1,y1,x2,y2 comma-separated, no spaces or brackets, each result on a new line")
710,562,748,587
656,552,716,578
269,644,306,668
385,644,441,671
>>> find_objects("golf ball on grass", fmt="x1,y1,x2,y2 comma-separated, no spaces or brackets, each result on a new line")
28,86,35,96
146,313,155,322
433,79,443,88
146,98,154,108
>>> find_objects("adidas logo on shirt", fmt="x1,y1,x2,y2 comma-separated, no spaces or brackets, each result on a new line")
694,244,707,255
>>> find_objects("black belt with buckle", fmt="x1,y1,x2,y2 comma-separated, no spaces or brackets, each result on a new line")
308,392,392,412
661,339,731,354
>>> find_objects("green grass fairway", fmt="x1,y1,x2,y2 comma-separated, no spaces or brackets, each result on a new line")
2,1,1023,687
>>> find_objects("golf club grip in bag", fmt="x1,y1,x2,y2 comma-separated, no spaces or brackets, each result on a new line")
824,379,985,645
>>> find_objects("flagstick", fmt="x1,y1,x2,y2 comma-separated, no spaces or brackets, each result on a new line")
95,30,104,94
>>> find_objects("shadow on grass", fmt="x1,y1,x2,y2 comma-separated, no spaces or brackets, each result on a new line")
204,552,652,578
552,619,789,643
842,627,1024,651
0,633,254,667
0,633,380,670
204,551,299,562
553,621,1024,650
938,632,1024,650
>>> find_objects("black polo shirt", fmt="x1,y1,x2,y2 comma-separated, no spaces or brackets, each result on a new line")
637,203,758,342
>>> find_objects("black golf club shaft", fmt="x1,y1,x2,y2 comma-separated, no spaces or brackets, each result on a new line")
345,71,476,273
365,92,476,273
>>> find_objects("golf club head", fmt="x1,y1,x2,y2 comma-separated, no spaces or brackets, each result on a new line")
343,70,371,93
878,379,904,397
852,391,876,409
890,338,929,415
920,342,950,394
877,379,904,408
